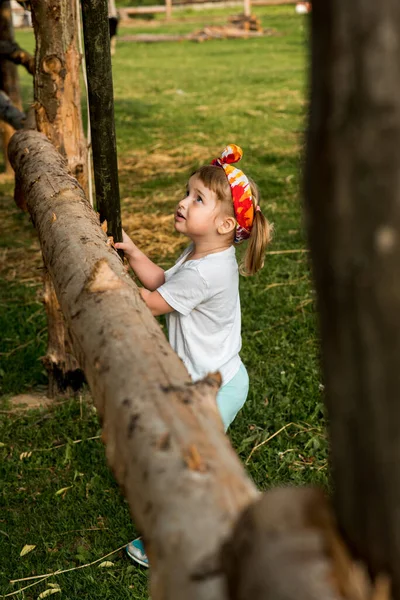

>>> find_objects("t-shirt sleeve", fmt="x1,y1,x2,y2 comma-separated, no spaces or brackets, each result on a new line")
157,267,209,316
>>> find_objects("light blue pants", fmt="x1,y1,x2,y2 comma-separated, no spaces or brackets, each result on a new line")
216,363,249,431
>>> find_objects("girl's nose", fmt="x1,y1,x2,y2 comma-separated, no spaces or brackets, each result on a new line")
179,196,189,209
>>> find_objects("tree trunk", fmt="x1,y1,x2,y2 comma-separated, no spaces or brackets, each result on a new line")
9,129,259,600
0,0,22,174
31,0,87,189
305,0,400,595
30,0,88,396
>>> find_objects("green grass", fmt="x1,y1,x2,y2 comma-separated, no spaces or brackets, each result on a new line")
0,7,327,599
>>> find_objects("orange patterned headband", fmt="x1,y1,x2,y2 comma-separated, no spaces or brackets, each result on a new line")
211,144,258,243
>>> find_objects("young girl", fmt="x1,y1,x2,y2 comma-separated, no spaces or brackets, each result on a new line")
115,144,272,568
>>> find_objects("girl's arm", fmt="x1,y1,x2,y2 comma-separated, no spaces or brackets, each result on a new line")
140,289,174,317
115,230,165,291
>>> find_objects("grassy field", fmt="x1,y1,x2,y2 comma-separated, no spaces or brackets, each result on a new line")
0,6,327,599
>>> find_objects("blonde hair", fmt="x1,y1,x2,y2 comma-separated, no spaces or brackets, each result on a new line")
195,165,273,275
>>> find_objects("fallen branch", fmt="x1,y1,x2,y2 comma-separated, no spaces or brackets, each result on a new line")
18,435,101,457
6,544,127,598
9,543,127,585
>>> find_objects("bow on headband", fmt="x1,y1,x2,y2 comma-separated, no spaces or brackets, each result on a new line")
211,144,256,243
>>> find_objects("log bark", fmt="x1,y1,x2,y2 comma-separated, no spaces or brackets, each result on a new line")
0,0,22,173
305,0,400,595
0,89,25,129
42,271,86,396
9,129,258,600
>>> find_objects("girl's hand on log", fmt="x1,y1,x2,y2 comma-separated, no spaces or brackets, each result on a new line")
115,229,138,258
116,231,164,290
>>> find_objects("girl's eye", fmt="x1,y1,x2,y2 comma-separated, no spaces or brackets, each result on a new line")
195,196,203,203
185,190,190,197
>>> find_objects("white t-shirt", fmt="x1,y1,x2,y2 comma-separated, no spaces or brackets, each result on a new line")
157,245,242,385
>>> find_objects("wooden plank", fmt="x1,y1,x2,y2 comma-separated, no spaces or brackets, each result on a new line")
119,5,166,15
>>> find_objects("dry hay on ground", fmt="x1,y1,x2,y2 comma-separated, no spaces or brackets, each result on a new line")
0,244,43,285
0,210,182,285
0,185,44,285
119,143,212,184
119,150,183,182
6,393,54,410
2,389,95,413
123,211,186,261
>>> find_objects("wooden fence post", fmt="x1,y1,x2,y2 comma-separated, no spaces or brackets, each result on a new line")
165,0,172,20
30,0,88,396
81,0,122,244
305,0,400,595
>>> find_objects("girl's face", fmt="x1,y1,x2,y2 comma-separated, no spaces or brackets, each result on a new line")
174,174,223,240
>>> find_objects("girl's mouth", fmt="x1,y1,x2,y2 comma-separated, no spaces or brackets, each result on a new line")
175,211,186,221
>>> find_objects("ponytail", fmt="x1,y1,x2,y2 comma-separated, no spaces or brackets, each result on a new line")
239,180,273,276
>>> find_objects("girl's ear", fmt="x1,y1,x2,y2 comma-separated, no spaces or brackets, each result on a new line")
217,216,236,236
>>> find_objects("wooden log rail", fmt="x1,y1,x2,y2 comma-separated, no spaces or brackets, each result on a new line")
9,129,258,600
10,129,381,600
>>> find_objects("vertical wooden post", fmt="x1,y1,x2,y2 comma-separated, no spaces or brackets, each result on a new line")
243,0,251,19
305,0,400,595
81,0,122,244
165,0,172,21
30,0,88,396
0,0,22,174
